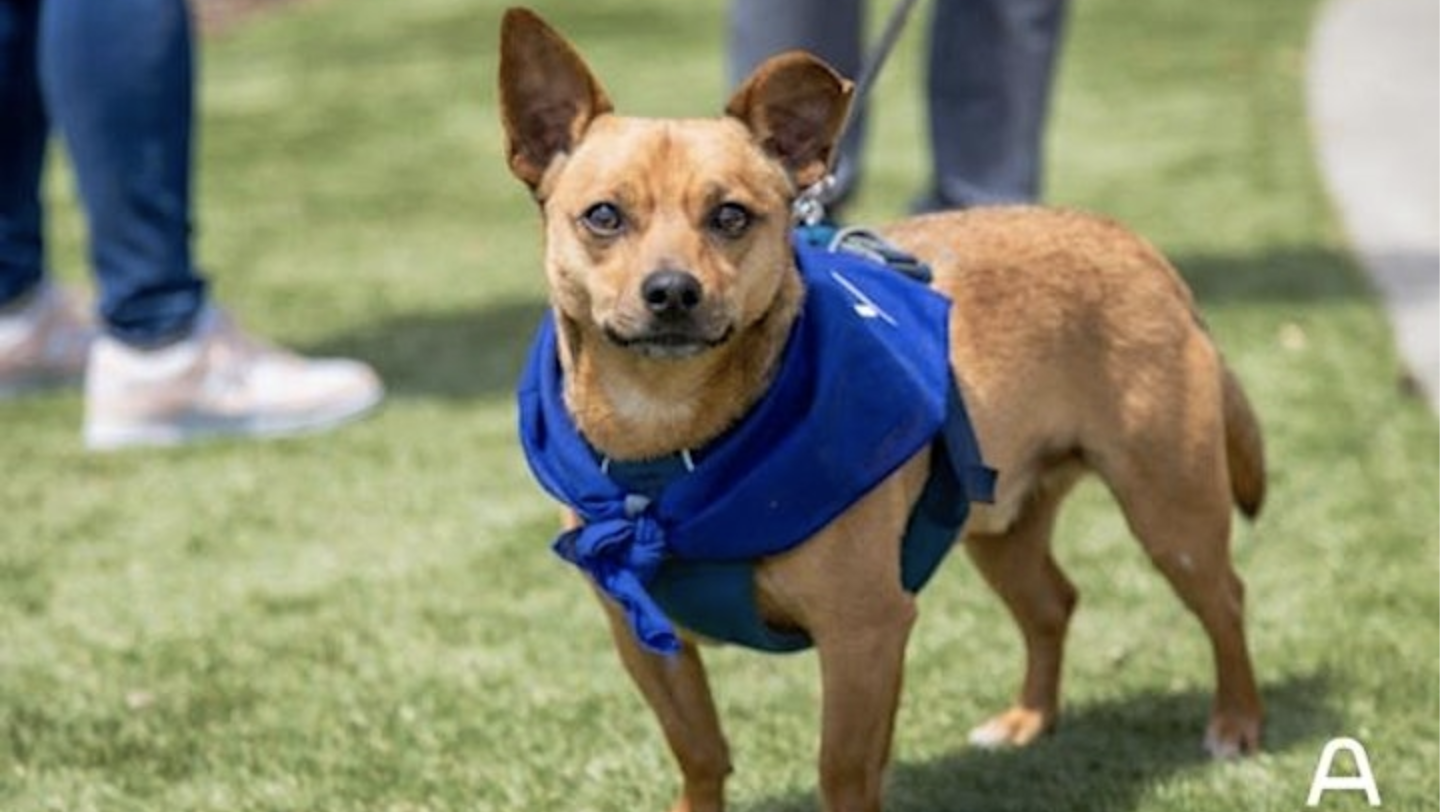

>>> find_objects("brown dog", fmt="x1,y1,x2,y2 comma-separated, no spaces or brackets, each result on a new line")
500,8,1265,811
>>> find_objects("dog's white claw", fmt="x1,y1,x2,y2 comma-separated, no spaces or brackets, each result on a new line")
967,719,1016,749
1204,733,1242,760
966,707,1051,749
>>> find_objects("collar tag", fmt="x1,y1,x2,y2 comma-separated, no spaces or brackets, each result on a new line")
623,493,652,518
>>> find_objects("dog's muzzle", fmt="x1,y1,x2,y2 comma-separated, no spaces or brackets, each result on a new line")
605,269,733,359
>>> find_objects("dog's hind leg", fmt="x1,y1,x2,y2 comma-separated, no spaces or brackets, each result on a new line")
963,478,1079,748
1092,379,1264,757
1110,476,1262,756
599,599,732,812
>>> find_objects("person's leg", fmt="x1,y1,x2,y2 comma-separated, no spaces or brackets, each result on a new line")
728,0,865,208
0,0,48,308
38,0,381,447
920,0,1067,210
0,0,93,396
39,0,204,346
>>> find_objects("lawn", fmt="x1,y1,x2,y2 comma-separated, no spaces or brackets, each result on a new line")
2,0,1437,810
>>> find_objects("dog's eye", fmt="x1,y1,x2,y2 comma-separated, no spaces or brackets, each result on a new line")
580,202,626,237
708,203,753,239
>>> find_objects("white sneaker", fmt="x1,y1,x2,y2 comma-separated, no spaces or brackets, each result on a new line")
84,307,383,450
0,283,94,398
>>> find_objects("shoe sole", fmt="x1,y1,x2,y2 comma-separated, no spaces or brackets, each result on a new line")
84,388,384,451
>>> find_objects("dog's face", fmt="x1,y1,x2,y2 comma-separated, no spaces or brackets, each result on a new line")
499,8,852,362
534,116,793,360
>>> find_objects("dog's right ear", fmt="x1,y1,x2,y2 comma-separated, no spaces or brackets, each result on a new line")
498,8,613,190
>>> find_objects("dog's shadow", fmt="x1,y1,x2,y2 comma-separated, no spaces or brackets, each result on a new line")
744,673,1337,812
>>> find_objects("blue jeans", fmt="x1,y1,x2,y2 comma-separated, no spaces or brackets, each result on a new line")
0,0,205,345
728,0,1067,210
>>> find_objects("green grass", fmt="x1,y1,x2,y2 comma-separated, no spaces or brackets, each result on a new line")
3,0,1436,810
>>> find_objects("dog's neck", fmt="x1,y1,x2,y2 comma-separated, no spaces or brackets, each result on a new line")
557,269,803,461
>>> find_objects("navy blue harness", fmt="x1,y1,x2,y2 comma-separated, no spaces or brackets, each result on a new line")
518,228,995,655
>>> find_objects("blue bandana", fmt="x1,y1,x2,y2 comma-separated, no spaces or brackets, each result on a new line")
518,229,995,655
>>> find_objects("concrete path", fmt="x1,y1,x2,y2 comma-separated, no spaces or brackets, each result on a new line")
1308,0,1439,409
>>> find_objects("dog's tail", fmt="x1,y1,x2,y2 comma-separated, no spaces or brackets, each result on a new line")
1222,365,1266,520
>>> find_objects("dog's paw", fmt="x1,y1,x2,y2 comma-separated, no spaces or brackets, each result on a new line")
1203,712,1262,759
967,706,1053,749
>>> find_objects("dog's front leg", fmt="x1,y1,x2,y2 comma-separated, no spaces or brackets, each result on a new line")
773,457,927,812
813,604,916,812
598,595,732,812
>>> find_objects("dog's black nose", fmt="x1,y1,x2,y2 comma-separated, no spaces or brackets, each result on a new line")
640,269,703,316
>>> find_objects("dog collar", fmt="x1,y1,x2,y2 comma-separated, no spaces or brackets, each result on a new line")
517,229,995,655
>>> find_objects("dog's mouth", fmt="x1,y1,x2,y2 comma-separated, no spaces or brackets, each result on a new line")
603,324,734,359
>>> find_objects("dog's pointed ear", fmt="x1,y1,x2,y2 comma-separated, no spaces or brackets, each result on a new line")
499,8,614,190
724,52,854,189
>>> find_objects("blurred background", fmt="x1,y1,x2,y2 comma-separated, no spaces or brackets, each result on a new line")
2,1,1435,810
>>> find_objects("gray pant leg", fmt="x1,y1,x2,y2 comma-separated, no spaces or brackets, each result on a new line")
925,0,1067,208
727,0,866,202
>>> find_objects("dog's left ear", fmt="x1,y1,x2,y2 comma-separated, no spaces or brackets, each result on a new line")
498,8,614,190
725,52,854,190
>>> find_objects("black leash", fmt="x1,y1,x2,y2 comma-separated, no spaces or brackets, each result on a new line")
794,0,925,225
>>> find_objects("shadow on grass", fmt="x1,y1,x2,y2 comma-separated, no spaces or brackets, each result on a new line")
745,673,1338,812
1171,245,1368,305
303,299,548,401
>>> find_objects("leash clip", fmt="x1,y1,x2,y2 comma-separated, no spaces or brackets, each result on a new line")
792,175,841,227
